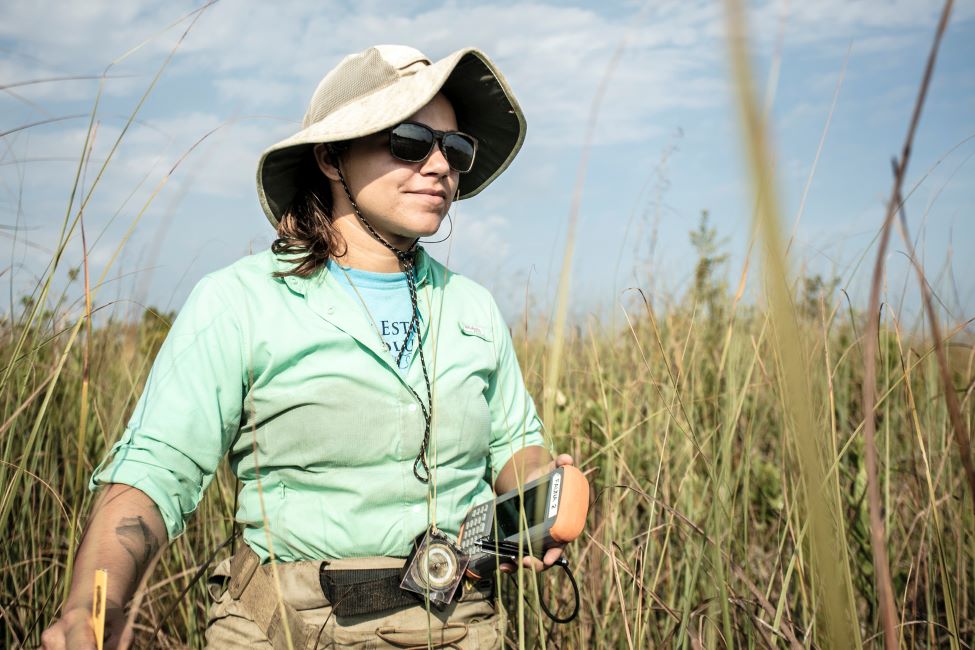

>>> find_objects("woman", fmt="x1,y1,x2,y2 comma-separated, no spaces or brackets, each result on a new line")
42,45,573,649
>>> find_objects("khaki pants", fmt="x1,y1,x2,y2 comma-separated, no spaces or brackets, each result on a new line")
205,556,504,649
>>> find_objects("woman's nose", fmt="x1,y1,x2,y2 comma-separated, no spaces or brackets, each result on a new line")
420,142,451,176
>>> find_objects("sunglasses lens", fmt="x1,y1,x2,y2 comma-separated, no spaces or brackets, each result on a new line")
442,134,476,173
390,123,434,162
389,123,477,173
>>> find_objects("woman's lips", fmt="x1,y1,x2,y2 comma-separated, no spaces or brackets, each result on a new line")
408,190,447,205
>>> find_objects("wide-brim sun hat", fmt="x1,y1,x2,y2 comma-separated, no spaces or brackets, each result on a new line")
256,44,527,228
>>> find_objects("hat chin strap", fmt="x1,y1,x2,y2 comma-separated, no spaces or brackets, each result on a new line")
335,164,433,485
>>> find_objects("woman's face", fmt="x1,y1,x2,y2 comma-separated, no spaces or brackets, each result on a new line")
324,93,461,249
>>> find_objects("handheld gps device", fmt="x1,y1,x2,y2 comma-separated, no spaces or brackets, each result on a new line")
458,465,589,579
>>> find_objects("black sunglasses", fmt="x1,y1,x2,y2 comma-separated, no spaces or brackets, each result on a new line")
387,122,477,173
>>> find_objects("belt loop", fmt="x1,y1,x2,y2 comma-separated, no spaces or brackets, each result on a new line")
225,545,315,650
228,545,261,599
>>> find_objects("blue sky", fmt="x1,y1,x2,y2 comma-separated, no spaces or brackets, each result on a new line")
1,0,973,328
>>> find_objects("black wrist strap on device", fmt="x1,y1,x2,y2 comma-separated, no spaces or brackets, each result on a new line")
479,539,581,624
539,557,580,624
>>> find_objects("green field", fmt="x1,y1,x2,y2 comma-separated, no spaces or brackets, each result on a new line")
3,213,973,647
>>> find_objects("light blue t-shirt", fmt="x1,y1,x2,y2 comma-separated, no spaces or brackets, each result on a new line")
328,259,419,370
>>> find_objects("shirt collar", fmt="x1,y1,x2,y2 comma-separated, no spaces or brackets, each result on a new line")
273,246,431,297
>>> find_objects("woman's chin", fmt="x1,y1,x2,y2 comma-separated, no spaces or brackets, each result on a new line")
402,216,446,240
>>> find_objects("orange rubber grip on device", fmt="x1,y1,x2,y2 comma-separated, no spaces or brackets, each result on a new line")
548,465,590,543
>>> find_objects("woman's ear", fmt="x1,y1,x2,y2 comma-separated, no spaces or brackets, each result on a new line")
314,143,342,182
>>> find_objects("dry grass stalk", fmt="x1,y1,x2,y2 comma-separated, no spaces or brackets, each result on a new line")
723,0,861,645
861,1,955,647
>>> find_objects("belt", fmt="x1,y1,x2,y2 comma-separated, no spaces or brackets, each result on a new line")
225,545,494,650
319,562,417,616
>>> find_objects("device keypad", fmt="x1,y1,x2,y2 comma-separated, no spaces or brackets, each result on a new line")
461,504,492,554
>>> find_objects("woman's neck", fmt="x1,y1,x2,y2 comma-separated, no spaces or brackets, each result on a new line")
331,213,415,273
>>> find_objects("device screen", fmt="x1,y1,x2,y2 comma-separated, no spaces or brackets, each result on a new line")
495,478,550,539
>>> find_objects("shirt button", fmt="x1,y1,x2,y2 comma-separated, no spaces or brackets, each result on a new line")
408,404,418,412
326,306,335,315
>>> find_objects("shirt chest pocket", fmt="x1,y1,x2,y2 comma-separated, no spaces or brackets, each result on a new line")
453,320,497,378
458,322,492,342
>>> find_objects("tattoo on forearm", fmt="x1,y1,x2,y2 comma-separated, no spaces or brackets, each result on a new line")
115,516,160,575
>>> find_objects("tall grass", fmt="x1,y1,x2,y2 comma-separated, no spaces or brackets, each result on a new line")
3,246,974,647
2,3,974,648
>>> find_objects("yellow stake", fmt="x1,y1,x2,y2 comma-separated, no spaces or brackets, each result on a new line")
91,569,107,650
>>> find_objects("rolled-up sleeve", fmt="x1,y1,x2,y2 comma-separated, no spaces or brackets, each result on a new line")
90,275,244,540
484,298,547,479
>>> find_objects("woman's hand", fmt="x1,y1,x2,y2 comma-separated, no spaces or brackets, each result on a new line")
41,601,131,650
495,452,575,574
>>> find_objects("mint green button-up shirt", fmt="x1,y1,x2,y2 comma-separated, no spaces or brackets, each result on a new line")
91,248,546,562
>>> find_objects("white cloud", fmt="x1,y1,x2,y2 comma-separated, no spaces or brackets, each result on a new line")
746,0,975,49
0,3,705,139
426,211,512,272
0,1,194,64
3,0,973,315
4,0,965,139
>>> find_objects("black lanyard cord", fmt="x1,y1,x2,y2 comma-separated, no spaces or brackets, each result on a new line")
336,166,433,483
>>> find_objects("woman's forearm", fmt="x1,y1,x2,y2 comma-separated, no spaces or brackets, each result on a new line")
42,483,167,649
